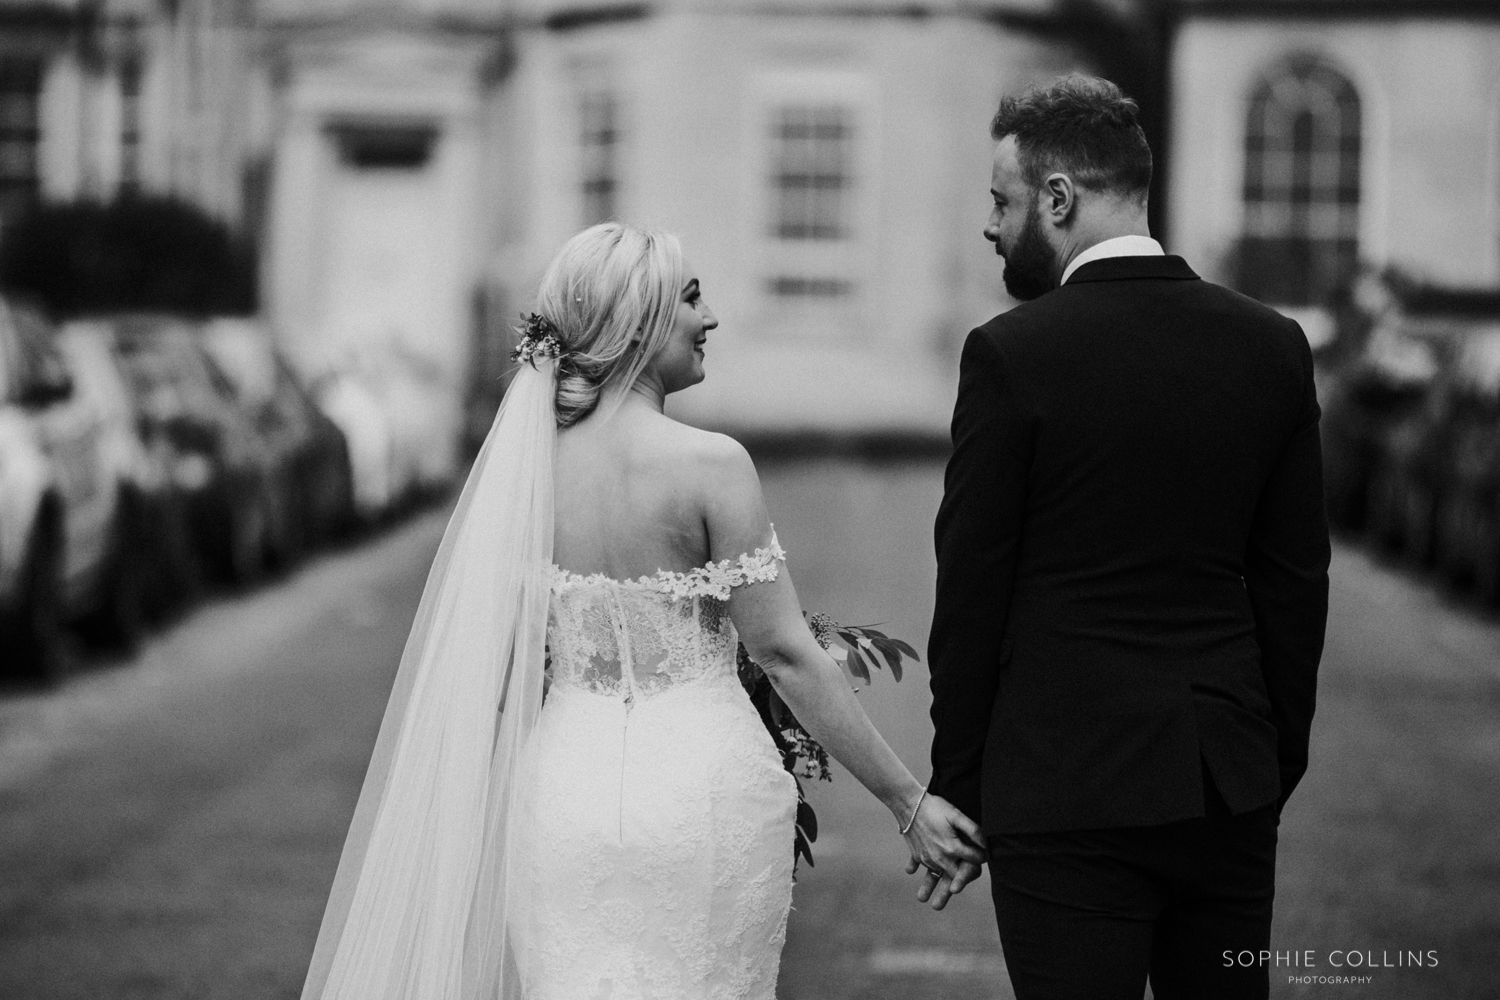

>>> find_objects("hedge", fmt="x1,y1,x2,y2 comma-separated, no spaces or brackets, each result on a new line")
0,195,257,319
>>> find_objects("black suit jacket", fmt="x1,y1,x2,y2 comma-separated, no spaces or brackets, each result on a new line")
928,254,1330,835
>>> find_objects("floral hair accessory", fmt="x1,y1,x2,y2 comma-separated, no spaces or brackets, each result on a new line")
511,312,564,366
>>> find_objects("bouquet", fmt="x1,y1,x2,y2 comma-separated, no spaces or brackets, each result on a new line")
737,613,919,871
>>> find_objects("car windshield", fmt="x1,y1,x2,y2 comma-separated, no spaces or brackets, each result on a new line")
203,326,278,406
57,328,129,412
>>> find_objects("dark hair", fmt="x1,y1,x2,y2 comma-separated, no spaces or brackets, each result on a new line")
990,74,1152,199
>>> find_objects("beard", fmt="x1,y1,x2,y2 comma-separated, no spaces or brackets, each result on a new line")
999,201,1059,302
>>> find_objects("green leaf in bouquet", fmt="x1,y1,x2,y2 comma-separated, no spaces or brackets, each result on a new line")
874,627,912,654
870,636,905,682
796,798,819,843
852,626,918,663
858,637,891,680
769,688,791,731
794,828,815,870
841,642,872,683
835,629,870,653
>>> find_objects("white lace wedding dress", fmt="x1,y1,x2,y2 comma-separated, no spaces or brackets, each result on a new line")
508,534,800,1000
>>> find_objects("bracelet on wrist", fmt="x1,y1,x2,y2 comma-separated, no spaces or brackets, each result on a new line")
899,786,929,835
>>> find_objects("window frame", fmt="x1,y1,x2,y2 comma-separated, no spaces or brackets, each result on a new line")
119,52,145,193
1238,54,1362,307
577,86,621,228
0,55,43,226
748,70,878,328
768,102,855,243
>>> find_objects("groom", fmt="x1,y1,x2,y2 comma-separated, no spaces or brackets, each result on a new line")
925,75,1330,999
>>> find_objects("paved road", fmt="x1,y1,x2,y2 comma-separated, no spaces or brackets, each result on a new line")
1,458,1497,999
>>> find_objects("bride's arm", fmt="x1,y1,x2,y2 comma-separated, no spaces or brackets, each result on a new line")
700,438,986,896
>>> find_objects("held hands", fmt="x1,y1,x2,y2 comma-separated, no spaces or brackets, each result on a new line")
899,791,986,911
905,856,984,912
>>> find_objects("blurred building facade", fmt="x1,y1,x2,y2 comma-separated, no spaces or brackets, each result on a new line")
257,1,506,484
245,0,1090,448
1166,0,1500,344
42,0,1500,444
0,0,263,231
484,0,1078,439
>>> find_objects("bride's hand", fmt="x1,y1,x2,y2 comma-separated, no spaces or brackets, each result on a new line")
900,792,985,908
906,857,983,911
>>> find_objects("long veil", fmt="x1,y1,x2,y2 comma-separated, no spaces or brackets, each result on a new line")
301,358,557,1000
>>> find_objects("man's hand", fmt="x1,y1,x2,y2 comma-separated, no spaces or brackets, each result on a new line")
899,792,986,910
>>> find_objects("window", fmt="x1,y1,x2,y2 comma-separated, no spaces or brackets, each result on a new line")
579,91,618,226
765,276,852,298
769,105,851,242
120,55,144,193
752,73,874,317
0,57,42,225
328,123,439,170
1239,56,1361,306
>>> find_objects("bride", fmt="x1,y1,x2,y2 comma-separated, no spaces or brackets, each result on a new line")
300,222,986,1000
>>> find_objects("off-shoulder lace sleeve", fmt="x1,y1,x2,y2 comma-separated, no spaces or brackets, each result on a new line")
658,530,786,601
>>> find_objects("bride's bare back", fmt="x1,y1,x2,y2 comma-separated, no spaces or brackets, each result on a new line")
553,399,763,579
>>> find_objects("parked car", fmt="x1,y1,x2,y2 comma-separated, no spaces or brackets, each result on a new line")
1367,395,1455,566
1320,324,1437,532
0,301,142,680
1365,321,1500,571
313,370,397,522
109,316,284,586
202,318,354,556
1432,331,1500,602
57,321,200,619
307,352,455,524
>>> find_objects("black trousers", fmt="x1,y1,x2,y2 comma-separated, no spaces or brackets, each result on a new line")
987,769,1279,1000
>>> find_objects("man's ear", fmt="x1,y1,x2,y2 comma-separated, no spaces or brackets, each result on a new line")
1042,173,1076,226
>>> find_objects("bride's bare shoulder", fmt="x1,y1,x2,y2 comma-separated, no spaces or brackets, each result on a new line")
652,421,769,532
639,417,749,479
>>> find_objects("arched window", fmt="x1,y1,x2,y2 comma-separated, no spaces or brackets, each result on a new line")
1239,56,1361,306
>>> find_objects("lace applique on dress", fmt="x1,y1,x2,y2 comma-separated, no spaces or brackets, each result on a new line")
545,531,786,702
655,536,786,601
550,531,786,601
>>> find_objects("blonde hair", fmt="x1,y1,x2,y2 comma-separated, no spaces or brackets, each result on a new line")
530,222,684,428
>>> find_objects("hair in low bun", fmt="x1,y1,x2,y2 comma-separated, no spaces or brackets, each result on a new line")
529,222,684,428
552,353,609,429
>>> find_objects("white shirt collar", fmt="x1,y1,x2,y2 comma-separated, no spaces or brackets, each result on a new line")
1060,235,1165,285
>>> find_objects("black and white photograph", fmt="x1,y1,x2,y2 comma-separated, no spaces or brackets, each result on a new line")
0,0,1497,998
